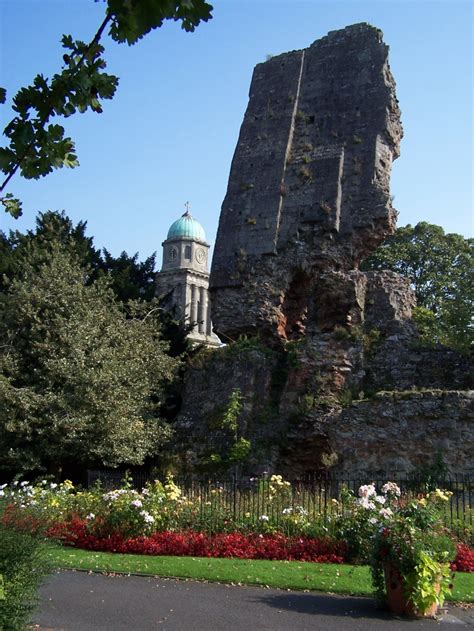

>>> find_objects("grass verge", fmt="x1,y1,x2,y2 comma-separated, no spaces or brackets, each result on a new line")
46,545,474,602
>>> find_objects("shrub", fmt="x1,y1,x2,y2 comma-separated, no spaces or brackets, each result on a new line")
0,523,51,631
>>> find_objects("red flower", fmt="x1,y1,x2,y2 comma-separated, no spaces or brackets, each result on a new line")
451,544,474,573
44,522,348,564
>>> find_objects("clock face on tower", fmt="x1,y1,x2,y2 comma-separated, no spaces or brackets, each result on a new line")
195,247,206,264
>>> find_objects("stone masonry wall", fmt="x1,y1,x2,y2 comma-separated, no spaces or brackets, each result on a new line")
175,345,473,477
327,391,474,476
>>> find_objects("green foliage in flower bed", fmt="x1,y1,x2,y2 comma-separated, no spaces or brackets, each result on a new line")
46,546,474,602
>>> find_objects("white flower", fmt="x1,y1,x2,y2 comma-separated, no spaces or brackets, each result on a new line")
379,507,393,519
50,483,58,489
13,481,18,486
0,483,7,490
20,481,29,487
374,495,386,505
140,510,155,524
0,490,4,497
358,484,376,499
357,498,375,510
369,517,378,525
86,513,95,520
259,515,269,521
141,488,150,496
103,489,127,501
131,499,143,508
282,508,293,515
381,482,401,497
295,505,308,516
41,480,47,485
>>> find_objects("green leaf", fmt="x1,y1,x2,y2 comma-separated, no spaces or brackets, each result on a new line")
107,0,213,45
0,87,6,104
1,193,23,218
63,102,76,117
0,147,16,172
61,34,75,51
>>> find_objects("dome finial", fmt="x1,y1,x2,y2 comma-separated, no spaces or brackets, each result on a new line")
183,201,191,217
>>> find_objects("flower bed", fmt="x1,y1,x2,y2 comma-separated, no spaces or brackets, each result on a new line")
0,476,472,573
46,517,347,562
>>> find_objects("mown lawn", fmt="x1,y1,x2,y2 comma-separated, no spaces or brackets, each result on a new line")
46,545,474,602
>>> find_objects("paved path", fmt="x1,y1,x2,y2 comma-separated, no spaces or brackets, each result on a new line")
33,570,473,631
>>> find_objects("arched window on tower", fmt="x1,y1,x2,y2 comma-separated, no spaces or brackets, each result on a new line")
184,245,192,260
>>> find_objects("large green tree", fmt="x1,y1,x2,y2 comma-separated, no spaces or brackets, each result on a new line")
1,211,102,291
362,222,473,352
101,248,157,302
1,210,156,300
0,243,178,476
1,210,192,360
0,0,213,217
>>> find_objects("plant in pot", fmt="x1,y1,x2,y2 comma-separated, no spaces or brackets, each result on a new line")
370,484,456,618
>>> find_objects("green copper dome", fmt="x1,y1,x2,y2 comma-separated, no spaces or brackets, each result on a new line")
167,211,206,242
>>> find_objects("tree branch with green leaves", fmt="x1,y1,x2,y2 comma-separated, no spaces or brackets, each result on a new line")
0,0,213,218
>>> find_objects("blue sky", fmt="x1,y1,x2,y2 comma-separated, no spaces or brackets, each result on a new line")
1,0,472,266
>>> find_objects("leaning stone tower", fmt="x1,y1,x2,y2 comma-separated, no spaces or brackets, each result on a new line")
156,209,220,347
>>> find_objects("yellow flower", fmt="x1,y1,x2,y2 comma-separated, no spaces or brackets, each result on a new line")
433,489,452,502
269,474,290,488
418,498,427,506
164,478,182,501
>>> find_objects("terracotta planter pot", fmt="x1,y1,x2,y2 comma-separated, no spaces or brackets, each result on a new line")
384,564,440,618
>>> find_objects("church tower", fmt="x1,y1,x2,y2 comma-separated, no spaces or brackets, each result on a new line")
156,208,220,347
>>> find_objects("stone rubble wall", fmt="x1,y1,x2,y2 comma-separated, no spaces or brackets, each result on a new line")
327,391,474,476
175,342,473,478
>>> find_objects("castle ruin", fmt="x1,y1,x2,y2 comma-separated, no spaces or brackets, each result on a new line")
173,24,472,478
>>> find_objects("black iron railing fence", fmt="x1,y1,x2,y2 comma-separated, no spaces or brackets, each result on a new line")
87,469,473,531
